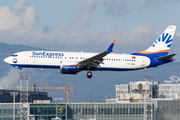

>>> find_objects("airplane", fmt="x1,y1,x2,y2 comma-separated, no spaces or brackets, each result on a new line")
4,25,177,78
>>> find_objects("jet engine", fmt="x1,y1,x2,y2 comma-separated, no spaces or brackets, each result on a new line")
60,62,79,74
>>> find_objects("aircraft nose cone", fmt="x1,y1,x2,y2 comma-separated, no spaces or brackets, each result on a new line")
4,57,10,64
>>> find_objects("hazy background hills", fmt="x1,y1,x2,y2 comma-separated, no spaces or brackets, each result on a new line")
0,42,180,102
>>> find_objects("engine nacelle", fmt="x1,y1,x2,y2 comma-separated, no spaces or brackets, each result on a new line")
60,62,79,74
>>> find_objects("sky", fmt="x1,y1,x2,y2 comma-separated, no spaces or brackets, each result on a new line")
1,0,180,102
0,0,180,60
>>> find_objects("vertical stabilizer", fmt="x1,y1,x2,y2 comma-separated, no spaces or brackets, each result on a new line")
134,25,176,56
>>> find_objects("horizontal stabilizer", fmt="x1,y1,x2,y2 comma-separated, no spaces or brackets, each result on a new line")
155,54,176,61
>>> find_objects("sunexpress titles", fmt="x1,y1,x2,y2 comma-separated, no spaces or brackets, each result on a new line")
32,51,64,57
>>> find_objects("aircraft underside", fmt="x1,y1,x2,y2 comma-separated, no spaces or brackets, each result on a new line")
12,63,146,78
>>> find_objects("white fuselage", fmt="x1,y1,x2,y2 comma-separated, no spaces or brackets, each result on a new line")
4,51,151,71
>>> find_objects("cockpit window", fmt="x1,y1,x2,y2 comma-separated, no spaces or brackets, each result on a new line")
11,54,18,57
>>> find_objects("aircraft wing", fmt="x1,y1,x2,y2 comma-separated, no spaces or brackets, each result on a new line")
78,40,115,69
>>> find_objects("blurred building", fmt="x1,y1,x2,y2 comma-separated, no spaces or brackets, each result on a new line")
159,84,180,99
1,77,180,120
107,80,180,103
0,89,52,103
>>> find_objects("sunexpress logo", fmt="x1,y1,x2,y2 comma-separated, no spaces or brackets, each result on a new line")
32,51,64,57
152,33,173,48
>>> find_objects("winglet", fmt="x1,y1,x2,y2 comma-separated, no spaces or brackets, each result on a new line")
107,40,115,53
